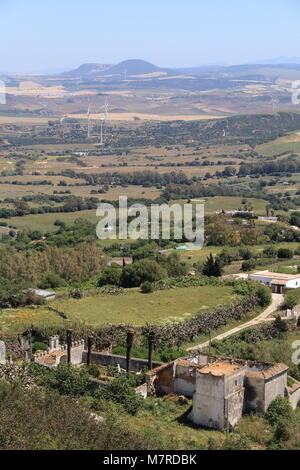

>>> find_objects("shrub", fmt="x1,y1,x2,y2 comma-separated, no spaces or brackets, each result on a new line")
265,397,293,426
97,266,122,287
282,287,300,310
158,347,188,362
94,375,143,415
140,281,154,293
202,253,222,277
277,248,294,259
69,288,82,299
239,247,254,260
263,246,278,258
38,273,67,289
274,418,292,442
32,341,48,353
273,315,289,333
0,382,165,450
32,364,90,397
254,283,272,307
241,259,257,271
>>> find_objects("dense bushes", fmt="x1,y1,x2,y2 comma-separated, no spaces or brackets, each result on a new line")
120,259,167,287
232,279,271,307
28,363,91,397
277,248,294,259
140,295,259,349
94,375,144,415
0,381,165,450
282,287,300,310
97,266,122,287
265,396,293,426
0,243,106,285
38,272,67,289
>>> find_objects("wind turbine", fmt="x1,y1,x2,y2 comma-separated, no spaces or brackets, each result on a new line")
99,99,109,145
271,97,278,113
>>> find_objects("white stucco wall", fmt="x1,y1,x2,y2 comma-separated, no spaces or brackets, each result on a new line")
286,278,300,288
192,373,225,429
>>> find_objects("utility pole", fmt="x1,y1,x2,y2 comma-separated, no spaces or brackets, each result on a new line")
87,335,93,366
148,330,155,370
66,328,73,364
126,329,135,373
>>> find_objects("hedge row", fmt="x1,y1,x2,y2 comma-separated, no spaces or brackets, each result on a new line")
3,294,260,354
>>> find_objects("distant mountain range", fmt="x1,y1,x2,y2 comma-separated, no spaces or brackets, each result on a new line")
59,58,300,81
61,59,164,78
258,57,300,65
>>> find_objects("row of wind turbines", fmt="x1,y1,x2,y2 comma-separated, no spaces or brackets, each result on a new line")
87,98,109,144
60,99,109,144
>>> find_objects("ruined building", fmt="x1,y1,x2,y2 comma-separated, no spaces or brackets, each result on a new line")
146,352,300,430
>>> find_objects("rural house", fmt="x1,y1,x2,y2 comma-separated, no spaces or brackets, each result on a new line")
249,270,300,294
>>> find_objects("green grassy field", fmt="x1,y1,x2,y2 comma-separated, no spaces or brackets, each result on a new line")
0,285,236,333
181,196,267,214
257,141,300,155
0,209,98,232
0,195,269,232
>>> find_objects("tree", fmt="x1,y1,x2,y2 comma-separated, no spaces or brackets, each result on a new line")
38,273,67,289
239,246,254,260
277,248,293,259
263,246,277,258
202,253,222,277
241,259,257,272
282,288,300,310
273,315,289,333
265,396,293,426
120,259,167,287
97,266,122,287
159,252,188,277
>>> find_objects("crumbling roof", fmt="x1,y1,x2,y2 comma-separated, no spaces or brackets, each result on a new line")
36,350,65,366
246,363,289,380
199,361,244,377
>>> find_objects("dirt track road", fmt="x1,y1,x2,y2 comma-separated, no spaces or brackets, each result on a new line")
187,293,283,351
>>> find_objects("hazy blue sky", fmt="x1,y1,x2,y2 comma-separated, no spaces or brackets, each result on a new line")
1,0,300,73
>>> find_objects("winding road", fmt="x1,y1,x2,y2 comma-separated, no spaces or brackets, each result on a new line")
187,293,283,351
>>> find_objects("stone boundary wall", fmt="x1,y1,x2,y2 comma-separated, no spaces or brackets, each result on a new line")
82,351,163,372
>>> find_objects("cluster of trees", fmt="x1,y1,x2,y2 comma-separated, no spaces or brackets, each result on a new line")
210,244,300,273
0,196,99,219
239,158,300,177
98,250,188,289
0,243,106,306
50,168,190,187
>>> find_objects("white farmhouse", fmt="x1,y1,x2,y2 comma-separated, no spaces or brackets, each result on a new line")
249,270,300,294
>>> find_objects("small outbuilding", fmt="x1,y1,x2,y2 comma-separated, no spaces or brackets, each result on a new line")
24,289,56,300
